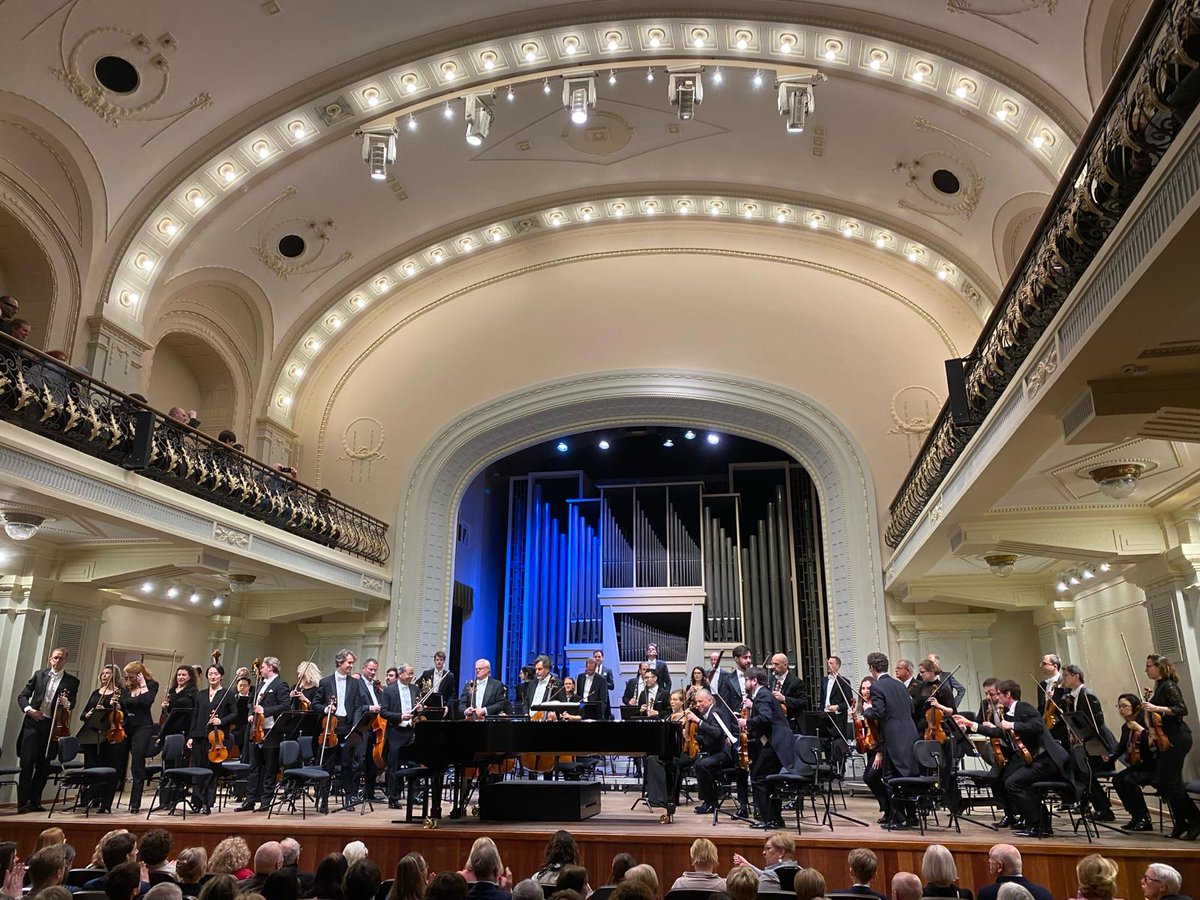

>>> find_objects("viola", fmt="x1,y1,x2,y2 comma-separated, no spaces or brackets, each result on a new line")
853,712,877,753
1008,729,1033,765
1142,689,1171,752
371,713,387,771
207,721,229,763
105,699,126,744
317,709,339,748
924,705,947,742
1043,694,1060,729
1126,722,1143,766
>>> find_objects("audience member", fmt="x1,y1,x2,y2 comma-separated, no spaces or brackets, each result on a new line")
731,832,798,891
976,846,1052,900
33,888,72,900
145,886,183,900
725,867,758,900
239,843,284,895
554,868,588,898
139,830,175,881
217,430,237,445
921,846,973,900
0,295,18,325
174,849,206,897
1076,855,1119,900
262,870,300,900
343,861,381,900
7,318,32,342
670,839,725,893
997,887,1035,900
836,849,886,900
461,841,510,890
795,869,827,900
425,875,469,900
27,847,69,895
391,854,429,900
607,885,652,900
546,892,580,900
603,856,636,890
344,845,369,868
279,841,313,895
622,867,658,898
196,875,237,900
167,407,200,428
532,832,580,888
34,828,67,854
510,881,542,900
106,863,143,900
467,845,511,900
83,834,140,892
208,838,252,881
891,873,922,900
307,855,347,900
1140,865,1186,900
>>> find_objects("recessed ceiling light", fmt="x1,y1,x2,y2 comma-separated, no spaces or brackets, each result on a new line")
684,430,696,440
598,439,610,450
556,441,569,453
706,433,720,445
825,49,836,61
955,85,968,98
141,582,154,593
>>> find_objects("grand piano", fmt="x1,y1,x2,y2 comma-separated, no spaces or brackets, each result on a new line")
406,717,682,822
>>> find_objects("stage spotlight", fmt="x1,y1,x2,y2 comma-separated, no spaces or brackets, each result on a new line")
684,430,696,440
359,126,397,181
556,441,569,453
776,73,825,134
663,438,675,448
166,585,179,599
598,439,610,450
667,67,703,120
706,433,720,445
464,93,494,146
141,582,154,593
562,74,597,124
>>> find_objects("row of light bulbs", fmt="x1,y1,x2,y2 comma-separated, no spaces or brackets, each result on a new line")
1054,562,1111,593
139,581,225,608
555,431,721,453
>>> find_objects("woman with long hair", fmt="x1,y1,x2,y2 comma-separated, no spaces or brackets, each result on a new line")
390,853,429,900
920,845,973,900
1110,693,1155,832
208,837,252,881
532,830,580,887
119,660,159,813
291,661,322,710
1138,655,1200,839
159,665,199,746
855,675,885,815
685,668,708,706
77,664,121,769
305,854,347,900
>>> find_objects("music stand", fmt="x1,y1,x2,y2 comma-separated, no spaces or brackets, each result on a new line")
1062,711,1109,757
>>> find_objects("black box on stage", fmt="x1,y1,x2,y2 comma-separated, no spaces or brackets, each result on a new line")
479,779,601,821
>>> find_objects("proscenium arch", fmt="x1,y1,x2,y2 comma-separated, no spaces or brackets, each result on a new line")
389,369,885,684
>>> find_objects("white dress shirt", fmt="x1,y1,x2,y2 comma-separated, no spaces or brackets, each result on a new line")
36,670,64,715
474,677,488,710
335,674,348,716
258,674,278,728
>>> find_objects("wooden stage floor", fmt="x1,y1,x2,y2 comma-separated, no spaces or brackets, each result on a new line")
4,791,1198,900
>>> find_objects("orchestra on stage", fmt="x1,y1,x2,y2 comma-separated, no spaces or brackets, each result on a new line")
10,641,1199,840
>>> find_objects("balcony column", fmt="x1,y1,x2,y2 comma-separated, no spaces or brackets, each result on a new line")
85,315,151,395
254,418,298,469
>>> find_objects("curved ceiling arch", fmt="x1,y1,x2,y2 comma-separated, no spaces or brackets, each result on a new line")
288,243,965,440
102,13,1078,322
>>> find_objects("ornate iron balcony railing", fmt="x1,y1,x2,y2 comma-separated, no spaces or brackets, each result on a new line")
0,334,390,565
887,0,1200,550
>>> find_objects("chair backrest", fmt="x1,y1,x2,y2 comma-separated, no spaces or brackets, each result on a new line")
590,887,615,900
149,872,180,887
66,869,97,888
376,879,395,900
161,733,186,767
279,739,300,767
756,891,797,900
298,735,315,764
774,865,800,893
74,891,108,900
794,734,822,767
665,890,716,900
56,735,79,764
913,740,944,770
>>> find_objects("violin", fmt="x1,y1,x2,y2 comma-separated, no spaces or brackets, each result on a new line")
1008,729,1034,765
1120,633,1171,752
671,709,699,756
206,721,229,763
984,701,1007,767
317,707,339,748
249,657,266,744
736,705,751,769
105,697,126,744
853,711,877,753
1042,693,1060,729
924,705,947,742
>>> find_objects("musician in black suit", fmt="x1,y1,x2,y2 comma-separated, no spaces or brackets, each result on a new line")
419,651,456,705
820,656,854,717
862,652,920,827
315,649,371,810
768,653,806,725
16,647,81,813
743,666,796,828
954,679,1070,837
592,649,615,691
636,669,669,717
645,643,672,692
688,688,748,815
237,656,291,811
379,663,421,808
622,663,648,710
522,654,560,711
575,657,609,717
356,658,385,802
461,658,510,718
1058,664,1116,819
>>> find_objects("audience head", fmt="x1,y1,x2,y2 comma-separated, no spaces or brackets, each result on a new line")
1141,864,1181,900
624,865,659,897
610,882,656,900
254,842,284,877
392,853,429,900
343,860,381,900
543,830,579,867
217,430,237,445
997,886,1035,900
1076,855,1119,900
0,841,17,882
9,318,31,342
0,295,17,319
145,885,183,900
608,854,637,885
105,862,142,900
921,845,959,887
278,840,301,870
90,831,129,869
138,830,173,868
168,407,188,423
848,848,878,885
425,874,468,900
891,872,922,900
764,832,794,863
547,892,581,900
793,869,826,900
342,842,368,867
262,871,298,900
725,867,757,900
33,888,72,900
689,839,718,873
101,833,137,871
35,828,66,852
196,874,238,900
311,854,348,900
470,842,503,883
988,845,1022,876
512,880,543,900
28,846,68,890
555,867,588,896
208,837,251,875
175,848,207,884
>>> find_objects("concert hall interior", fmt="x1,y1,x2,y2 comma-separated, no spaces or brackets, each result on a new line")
3,0,1200,870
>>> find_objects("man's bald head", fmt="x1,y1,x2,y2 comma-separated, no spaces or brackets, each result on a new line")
892,872,922,900
253,841,283,876
989,844,1022,875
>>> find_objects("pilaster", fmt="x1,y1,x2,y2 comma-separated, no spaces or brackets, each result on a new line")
85,315,151,395
254,417,298,469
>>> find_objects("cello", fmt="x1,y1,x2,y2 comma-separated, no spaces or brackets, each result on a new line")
521,674,561,774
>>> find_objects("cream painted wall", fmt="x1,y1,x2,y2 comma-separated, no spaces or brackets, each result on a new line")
146,340,202,414
95,604,212,675
1076,579,1156,707
988,610,1040,689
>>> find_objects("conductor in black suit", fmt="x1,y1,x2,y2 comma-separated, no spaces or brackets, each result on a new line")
862,651,920,827
15,646,80,813
237,656,291,811
575,657,609,718
688,688,748,815
315,649,371,809
461,658,510,718
419,651,456,706
743,665,796,828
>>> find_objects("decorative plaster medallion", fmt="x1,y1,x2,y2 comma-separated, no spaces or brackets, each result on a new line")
339,416,387,483
239,185,353,288
888,385,942,457
947,0,1057,43
361,574,385,592
560,111,635,156
214,523,251,548
1022,340,1059,398
42,2,212,143
894,118,987,232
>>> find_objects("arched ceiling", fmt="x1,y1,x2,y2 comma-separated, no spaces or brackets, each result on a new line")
0,0,1148,426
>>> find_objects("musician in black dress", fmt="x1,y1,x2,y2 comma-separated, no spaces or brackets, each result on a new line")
157,665,198,750
855,676,887,816
15,646,80,814
188,661,238,810
1140,655,1200,840
118,661,159,813
1110,692,1155,832
644,689,693,813
77,664,121,768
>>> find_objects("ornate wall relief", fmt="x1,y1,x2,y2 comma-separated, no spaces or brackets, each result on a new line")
238,186,352,291
947,0,1058,43
339,417,386,484
894,118,987,235
888,385,942,458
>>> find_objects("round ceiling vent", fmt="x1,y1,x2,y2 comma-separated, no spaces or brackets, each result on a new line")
94,56,140,94
931,169,961,195
277,234,307,258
